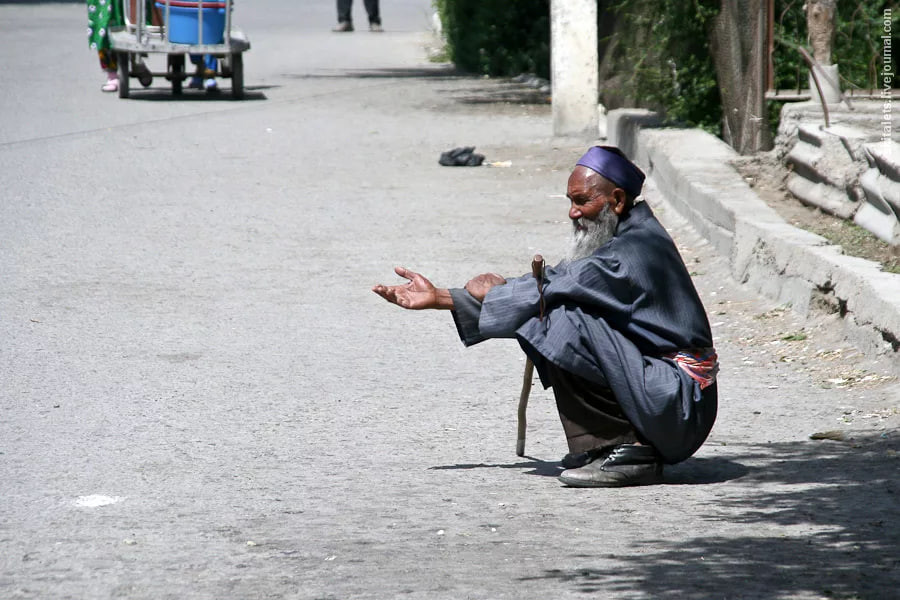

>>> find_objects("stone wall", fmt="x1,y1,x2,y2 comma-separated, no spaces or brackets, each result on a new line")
776,101,900,245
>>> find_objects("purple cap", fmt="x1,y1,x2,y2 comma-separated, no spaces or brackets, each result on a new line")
575,146,645,198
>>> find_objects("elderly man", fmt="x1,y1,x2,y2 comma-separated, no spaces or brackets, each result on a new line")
372,146,718,487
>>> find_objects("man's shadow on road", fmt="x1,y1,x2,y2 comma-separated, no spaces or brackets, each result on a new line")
429,456,750,484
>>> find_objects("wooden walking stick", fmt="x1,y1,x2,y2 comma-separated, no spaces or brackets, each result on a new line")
517,254,545,457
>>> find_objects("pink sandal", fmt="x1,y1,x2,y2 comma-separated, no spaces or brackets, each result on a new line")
101,72,119,92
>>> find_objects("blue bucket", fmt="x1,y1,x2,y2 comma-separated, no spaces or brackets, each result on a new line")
156,2,226,44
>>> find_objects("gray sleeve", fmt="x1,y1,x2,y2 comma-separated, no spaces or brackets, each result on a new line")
477,275,541,339
449,288,487,346
450,270,548,345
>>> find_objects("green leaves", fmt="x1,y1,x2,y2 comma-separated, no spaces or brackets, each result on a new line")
607,0,721,132
773,0,898,93
435,0,896,137
434,0,551,79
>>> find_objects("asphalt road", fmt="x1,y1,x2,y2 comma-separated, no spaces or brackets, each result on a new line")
1,2,898,599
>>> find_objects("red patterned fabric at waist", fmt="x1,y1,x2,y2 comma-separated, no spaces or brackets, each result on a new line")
663,347,719,390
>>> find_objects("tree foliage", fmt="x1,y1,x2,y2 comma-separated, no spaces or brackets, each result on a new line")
773,0,898,94
435,0,896,138
602,0,721,132
434,0,551,79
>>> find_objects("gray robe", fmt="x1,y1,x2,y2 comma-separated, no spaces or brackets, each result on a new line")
450,202,717,464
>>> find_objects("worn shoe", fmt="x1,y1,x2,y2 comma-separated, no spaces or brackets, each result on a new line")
558,444,663,488
332,21,354,32
204,78,218,92
561,447,609,469
369,22,384,32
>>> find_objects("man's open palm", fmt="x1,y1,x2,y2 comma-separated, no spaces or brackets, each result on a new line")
372,267,440,310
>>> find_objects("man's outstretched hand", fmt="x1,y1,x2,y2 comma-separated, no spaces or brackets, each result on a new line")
372,266,454,310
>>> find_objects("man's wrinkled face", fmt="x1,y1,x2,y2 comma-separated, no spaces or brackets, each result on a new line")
564,167,620,263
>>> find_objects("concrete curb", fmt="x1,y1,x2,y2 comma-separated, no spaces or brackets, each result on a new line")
608,109,900,372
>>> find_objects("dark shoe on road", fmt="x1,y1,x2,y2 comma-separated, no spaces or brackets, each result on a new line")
332,21,354,32
369,22,383,32
558,444,662,487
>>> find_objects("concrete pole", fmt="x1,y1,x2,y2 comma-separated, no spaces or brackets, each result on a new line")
550,0,599,137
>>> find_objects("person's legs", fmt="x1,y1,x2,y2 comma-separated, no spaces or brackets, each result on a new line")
189,54,218,90
364,0,381,25
336,0,353,25
88,0,119,90
545,362,638,455
98,49,118,92
202,55,218,90
189,54,216,73
98,48,117,72
546,362,663,487
188,54,203,88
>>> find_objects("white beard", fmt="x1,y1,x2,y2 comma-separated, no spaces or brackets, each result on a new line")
563,205,618,264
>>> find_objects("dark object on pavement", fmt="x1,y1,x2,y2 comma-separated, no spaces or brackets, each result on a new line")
439,147,485,167
810,430,846,441
558,444,663,487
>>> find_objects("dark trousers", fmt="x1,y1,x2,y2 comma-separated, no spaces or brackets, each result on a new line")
337,0,380,24
544,362,639,454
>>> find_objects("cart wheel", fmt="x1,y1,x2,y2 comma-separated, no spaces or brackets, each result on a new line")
136,60,153,88
117,52,130,99
168,55,185,96
231,53,244,100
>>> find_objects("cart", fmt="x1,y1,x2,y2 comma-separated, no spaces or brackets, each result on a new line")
108,0,250,99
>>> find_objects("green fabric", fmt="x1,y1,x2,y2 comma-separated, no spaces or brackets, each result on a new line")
87,0,123,52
